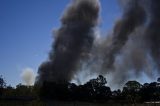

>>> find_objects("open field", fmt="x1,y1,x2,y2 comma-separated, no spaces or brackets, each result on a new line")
0,101,160,106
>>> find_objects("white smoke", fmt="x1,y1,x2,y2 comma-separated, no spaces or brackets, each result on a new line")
21,68,35,86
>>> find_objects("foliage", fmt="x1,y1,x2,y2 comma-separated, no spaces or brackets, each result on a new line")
0,75,6,96
122,81,142,103
157,77,160,82
0,75,160,103
0,75,6,89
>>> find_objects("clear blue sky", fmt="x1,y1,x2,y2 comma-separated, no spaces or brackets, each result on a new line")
0,0,121,87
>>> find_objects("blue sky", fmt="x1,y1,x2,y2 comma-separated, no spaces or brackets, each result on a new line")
0,0,121,86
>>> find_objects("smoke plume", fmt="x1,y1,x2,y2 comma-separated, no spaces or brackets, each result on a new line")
102,0,146,70
145,0,160,73
36,0,100,85
99,0,160,87
37,0,160,88
21,68,35,86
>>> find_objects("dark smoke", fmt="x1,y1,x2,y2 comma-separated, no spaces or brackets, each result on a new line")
36,0,100,85
100,0,160,87
102,0,146,70
72,0,160,87
145,0,160,73
37,0,160,88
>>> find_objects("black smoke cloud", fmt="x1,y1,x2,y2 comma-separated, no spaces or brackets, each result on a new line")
102,0,146,70
98,0,160,86
145,0,160,73
36,0,100,85
37,0,160,87
73,0,160,87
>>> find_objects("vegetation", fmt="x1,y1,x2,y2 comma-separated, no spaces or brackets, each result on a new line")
0,75,160,105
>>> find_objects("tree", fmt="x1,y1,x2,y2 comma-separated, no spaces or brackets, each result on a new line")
122,81,142,103
80,75,111,101
112,89,122,102
16,83,33,96
39,81,70,100
4,85,16,97
0,75,6,96
0,75,6,89
140,82,160,102
124,81,142,91
97,75,107,86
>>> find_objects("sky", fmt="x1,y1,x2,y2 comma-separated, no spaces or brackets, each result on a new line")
0,0,122,87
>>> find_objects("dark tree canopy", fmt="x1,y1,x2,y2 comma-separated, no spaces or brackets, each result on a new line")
157,77,160,82
0,75,6,96
1,75,160,103
0,75,6,88
124,81,142,91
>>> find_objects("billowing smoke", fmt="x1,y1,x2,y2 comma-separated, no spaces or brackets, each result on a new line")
37,0,160,88
71,0,160,87
102,0,146,70
95,0,160,87
36,0,100,85
145,0,160,73
108,0,160,86
21,68,35,86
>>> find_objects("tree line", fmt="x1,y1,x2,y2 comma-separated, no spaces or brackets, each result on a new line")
0,75,160,104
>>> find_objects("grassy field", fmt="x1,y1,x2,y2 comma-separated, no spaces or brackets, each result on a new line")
0,101,160,106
